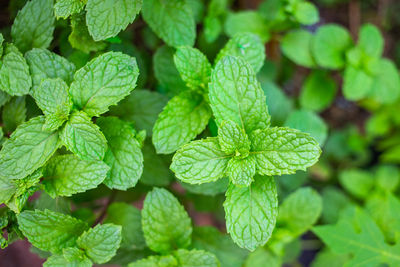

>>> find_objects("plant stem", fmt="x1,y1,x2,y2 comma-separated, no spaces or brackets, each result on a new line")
92,190,117,226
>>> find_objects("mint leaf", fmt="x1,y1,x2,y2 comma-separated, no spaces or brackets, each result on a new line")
104,202,146,250
69,51,139,117
226,156,256,187
142,188,192,253
209,56,270,133
342,66,373,101
54,0,86,19
142,0,195,47
77,224,122,264
171,137,231,184
11,0,55,53
17,209,88,253
0,44,32,96
250,127,321,176
224,12,270,43
281,29,316,68
180,178,229,196
2,96,26,134
224,176,278,251
338,169,374,199
312,24,353,69
42,154,109,197
33,78,72,131
25,48,76,90
293,2,319,25
216,33,266,73
218,120,250,155
262,81,293,126
174,249,220,267
86,0,142,41
369,59,400,104
358,24,383,59
44,253,91,267
128,255,178,267
153,91,211,154
0,91,11,108
174,46,212,90
60,111,107,161
0,116,60,180
64,247,92,266
97,117,143,190
0,176,16,204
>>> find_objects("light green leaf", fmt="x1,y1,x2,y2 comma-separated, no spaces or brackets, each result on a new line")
215,33,266,73
342,66,373,101
54,0,86,19
86,0,142,41
0,44,32,96
97,117,143,190
358,23,383,59
64,247,92,267
0,176,16,204
42,154,109,197
77,223,122,264
376,165,399,192
281,29,316,68
17,209,88,254
0,116,60,180
60,111,107,161
11,0,55,53
108,90,168,136
2,96,26,133
244,247,280,267
369,58,400,104
218,120,250,155
0,91,11,108
293,2,319,25
142,188,192,253
300,71,337,112
25,48,76,90
171,137,231,184
153,91,211,154
44,253,92,267
104,202,146,250
209,56,270,133
128,255,178,267
226,156,256,187
312,24,353,69
284,110,328,145
224,11,269,43
33,78,72,131
174,46,212,90
142,0,195,47
174,249,220,267
224,176,278,251
180,178,229,196
250,127,321,176
339,169,374,199
261,81,293,126
313,207,400,266
69,51,139,117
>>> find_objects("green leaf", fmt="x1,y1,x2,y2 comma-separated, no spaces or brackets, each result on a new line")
192,226,249,267
321,187,352,224
284,110,328,145
261,81,293,126
342,66,373,101
376,165,400,192
60,111,107,161
300,71,337,112
128,255,178,267
69,51,139,117
174,249,220,267
312,24,353,69
142,0,195,47
54,0,86,19
311,250,349,267
358,23,383,59
0,44,32,96
42,154,109,197
224,176,278,251
33,78,72,131
86,0,142,41
209,56,270,133
77,223,122,264
97,117,143,190
226,156,256,187
0,176,16,204
142,188,192,253
0,116,60,180
17,209,88,254
153,91,211,154
313,207,400,266
174,46,212,90
369,59,400,104
68,13,107,54
44,253,92,267
180,178,229,196
171,137,231,184
11,0,55,53
293,2,319,25
249,127,321,176
2,96,26,133
108,90,169,136
224,11,270,43
0,91,11,108
215,33,266,73
218,120,250,155
25,48,76,91
244,247,280,267
281,29,316,68
339,169,374,199
104,202,146,250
